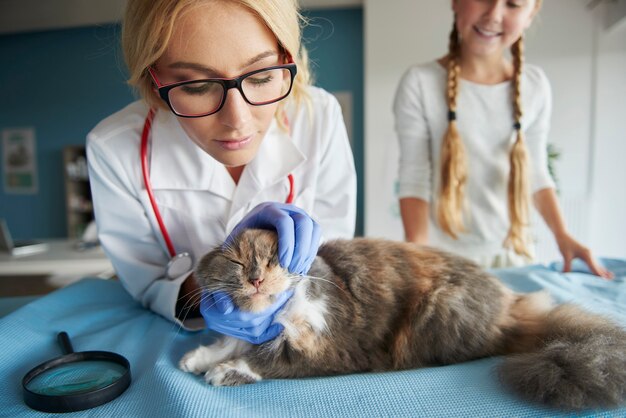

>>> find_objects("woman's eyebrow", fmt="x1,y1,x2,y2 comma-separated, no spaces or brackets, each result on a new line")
166,50,279,76
241,50,279,68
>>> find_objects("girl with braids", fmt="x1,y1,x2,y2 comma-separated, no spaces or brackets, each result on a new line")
393,0,611,277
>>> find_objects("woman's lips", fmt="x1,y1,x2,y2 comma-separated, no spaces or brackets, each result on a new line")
474,25,502,39
215,135,253,150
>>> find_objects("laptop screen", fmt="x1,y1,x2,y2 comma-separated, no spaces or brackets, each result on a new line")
0,219,48,256
0,219,14,253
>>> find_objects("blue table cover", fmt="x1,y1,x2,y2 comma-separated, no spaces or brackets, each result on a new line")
1,259,625,417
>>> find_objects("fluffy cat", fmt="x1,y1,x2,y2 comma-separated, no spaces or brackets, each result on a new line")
180,229,626,410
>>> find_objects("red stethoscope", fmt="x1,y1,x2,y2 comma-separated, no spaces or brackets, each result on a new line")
140,108,295,279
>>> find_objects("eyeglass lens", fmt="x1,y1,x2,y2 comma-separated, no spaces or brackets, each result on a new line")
168,68,292,117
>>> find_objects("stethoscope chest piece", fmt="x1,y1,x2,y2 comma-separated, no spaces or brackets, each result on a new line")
166,252,194,279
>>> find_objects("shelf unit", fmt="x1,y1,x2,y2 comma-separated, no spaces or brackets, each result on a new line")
63,146,93,238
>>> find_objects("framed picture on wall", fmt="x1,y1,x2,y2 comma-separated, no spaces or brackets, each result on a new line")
2,127,38,194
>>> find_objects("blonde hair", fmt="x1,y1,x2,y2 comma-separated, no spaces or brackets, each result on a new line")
121,0,312,128
436,24,467,240
437,23,533,257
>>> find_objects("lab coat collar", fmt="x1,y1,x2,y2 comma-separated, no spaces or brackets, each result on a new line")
229,118,306,216
148,109,234,200
148,110,305,204
244,118,305,191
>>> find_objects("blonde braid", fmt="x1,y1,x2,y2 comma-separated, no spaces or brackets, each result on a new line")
437,22,467,239
504,36,532,257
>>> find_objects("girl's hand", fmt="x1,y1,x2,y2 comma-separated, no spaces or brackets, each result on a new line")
556,232,614,279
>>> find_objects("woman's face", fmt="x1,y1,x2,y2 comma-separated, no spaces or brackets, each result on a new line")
154,1,283,168
452,0,539,58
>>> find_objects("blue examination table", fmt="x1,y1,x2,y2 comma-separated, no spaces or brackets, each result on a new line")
1,259,625,417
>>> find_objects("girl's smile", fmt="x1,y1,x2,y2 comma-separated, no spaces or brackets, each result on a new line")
453,0,539,58
473,25,503,40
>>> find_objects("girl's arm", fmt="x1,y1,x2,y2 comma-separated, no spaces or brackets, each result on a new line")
393,67,433,244
399,197,429,245
533,188,613,278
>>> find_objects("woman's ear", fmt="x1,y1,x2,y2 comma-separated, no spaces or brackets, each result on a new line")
281,46,293,64
451,0,459,13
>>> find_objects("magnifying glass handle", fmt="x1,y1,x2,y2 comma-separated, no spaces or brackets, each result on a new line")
57,332,75,355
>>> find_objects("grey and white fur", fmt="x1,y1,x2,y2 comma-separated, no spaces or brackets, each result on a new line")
180,229,626,410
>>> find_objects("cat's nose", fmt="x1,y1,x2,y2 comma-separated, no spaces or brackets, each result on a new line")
248,278,264,289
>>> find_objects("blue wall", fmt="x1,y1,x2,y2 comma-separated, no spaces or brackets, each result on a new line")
302,8,364,236
0,25,134,239
0,8,363,239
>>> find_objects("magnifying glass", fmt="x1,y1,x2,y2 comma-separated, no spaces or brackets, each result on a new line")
22,331,131,413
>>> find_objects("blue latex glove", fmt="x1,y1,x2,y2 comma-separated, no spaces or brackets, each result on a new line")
200,289,294,344
226,202,321,275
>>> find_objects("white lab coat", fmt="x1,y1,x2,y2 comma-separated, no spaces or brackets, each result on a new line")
86,86,356,329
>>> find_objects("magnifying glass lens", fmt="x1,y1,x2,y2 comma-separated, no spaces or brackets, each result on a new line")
25,360,127,396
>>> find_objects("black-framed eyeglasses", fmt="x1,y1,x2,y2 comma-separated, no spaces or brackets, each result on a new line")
148,63,297,118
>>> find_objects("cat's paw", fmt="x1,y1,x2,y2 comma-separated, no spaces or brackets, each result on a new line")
179,347,212,374
205,359,261,386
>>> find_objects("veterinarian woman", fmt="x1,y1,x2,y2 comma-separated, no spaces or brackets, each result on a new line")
393,0,611,278
87,0,356,341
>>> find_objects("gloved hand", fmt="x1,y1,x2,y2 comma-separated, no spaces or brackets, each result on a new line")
200,289,294,344
226,202,321,275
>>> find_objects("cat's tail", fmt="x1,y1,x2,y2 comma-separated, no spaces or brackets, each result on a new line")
499,303,626,410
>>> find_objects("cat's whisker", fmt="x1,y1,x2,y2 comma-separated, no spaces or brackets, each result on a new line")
179,287,205,302
288,273,346,294
168,288,229,342
175,284,236,326
176,287,208,318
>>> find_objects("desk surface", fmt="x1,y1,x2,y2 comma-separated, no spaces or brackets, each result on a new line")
0,239,113,276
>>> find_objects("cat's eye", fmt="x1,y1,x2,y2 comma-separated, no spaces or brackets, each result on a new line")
267,256,279,268
229,259,245,268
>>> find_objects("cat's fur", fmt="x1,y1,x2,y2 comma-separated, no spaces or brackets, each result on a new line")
181,229,626,410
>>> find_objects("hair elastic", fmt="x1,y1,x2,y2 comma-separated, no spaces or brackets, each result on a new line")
448,110,457,121
513,122,522,131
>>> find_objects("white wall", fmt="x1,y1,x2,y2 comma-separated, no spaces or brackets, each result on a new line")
364,0,626,260
364,0,450,240
589,12,626,258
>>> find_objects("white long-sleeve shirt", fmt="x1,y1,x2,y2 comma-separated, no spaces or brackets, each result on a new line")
87,86,356,329
393,61,555,260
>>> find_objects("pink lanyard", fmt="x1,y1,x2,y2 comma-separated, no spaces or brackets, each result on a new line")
140,108,294,258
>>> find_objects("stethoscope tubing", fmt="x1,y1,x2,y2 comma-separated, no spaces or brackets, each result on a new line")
141,108,177,258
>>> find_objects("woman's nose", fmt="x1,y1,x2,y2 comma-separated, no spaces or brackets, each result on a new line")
484,0,505,23
217,88,251,129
